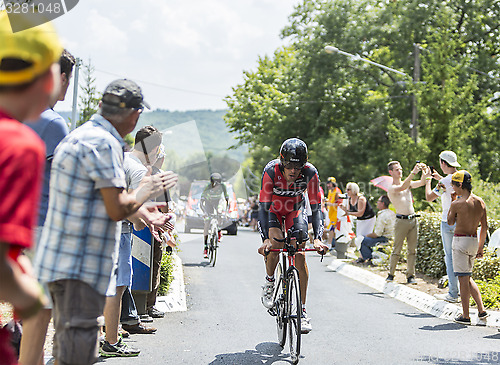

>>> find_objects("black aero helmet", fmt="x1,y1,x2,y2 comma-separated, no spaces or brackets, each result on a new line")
210,172,222,184
280,138,308,168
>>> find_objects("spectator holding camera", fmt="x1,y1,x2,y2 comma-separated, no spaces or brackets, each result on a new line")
386,161,426,284
422,151,460,303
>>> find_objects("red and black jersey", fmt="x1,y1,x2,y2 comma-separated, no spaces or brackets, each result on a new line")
258,159,323,241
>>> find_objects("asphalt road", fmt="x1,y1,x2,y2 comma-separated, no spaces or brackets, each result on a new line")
103,227,500,365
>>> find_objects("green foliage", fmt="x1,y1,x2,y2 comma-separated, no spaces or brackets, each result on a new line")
473,180,500,221
473,250,500,282
225,0,500,192
474,276,500,309
77,59,100,127
158,251,175,296
415,212,446,278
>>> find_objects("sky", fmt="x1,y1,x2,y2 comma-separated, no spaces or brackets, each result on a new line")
51,0,300,113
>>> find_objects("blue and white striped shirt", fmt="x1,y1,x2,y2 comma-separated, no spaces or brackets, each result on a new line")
35,114,127,295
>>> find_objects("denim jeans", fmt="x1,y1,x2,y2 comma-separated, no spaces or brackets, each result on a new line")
360,236,388,260
441,221,459,298
120,287,140,325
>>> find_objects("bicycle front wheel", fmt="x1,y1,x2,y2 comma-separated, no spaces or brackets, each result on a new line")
287,268,301,364
275,263,286,347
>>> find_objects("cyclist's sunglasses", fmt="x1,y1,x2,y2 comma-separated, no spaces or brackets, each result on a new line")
282,161,305,170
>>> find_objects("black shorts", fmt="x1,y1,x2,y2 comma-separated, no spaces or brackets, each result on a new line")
268,200,308,240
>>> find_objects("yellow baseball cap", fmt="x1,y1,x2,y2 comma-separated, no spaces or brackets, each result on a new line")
0,11,62,85
327,176,336,183
451,170,472,184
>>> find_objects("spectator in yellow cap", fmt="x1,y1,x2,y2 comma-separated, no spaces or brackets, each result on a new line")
0,11,62,364
448,170,489,325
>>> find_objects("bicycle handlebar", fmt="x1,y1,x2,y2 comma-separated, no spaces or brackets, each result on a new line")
267,248,319,252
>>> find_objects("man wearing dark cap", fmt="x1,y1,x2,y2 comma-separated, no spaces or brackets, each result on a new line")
0,12,62,364
448,170,488,325
34,79,178,363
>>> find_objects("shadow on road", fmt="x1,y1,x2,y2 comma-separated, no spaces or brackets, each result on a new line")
396,312,434,319
208,342,294,364
183,262,211,267
419,322,466,331
358,291,386,299
484,333,500,340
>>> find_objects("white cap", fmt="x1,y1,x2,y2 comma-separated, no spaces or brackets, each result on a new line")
439,151,460,168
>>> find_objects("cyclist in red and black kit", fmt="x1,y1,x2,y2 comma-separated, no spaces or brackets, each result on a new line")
257,138,328,333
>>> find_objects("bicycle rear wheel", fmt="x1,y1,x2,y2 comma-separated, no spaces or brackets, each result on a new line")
209,232,217,266
287,268,301,364
274,263,286,347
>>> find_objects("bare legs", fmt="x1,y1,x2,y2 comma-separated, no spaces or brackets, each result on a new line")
103,285,126,344
18,308,52,365
458,275,485,319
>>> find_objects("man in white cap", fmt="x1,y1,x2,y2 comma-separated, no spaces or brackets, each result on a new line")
422,151,460,303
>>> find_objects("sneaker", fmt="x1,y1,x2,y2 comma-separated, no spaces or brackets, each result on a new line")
139,314,153,323
203,248,208,259
386,274,394,282
407,276,417,285
261,280,275,309
454,315,471,325
148,307,165,318
478,311,489,319
121,323,157,334
355,258,365,264
301,312,312,334
434,293,459,303
100,338,140,357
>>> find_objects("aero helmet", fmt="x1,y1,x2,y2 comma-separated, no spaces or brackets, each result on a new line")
210,172,222,185
280,138,308,169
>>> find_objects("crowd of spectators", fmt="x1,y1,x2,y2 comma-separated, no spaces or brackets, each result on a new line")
0,11,490,364
0,14,179,364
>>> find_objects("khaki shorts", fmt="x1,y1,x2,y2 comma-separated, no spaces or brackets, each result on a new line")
48,280,105,365
452,236,478,276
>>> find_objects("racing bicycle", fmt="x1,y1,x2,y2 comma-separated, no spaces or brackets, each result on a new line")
266,229,322,364
206,213,220,266
206,209,227,267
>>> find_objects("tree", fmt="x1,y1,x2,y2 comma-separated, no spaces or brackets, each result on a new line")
77,59,100,127
225,0,500,188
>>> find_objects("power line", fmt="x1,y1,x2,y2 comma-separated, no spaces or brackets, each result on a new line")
94,68,225,98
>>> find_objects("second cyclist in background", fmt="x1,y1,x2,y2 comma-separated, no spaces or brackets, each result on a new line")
257,138,328,333
200,173,229,258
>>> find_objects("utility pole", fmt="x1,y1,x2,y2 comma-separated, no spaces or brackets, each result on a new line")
411,44,420,143
70,58,81,131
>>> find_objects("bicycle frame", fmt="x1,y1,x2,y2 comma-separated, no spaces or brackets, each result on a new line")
267,229,317,364
206,212,223,266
